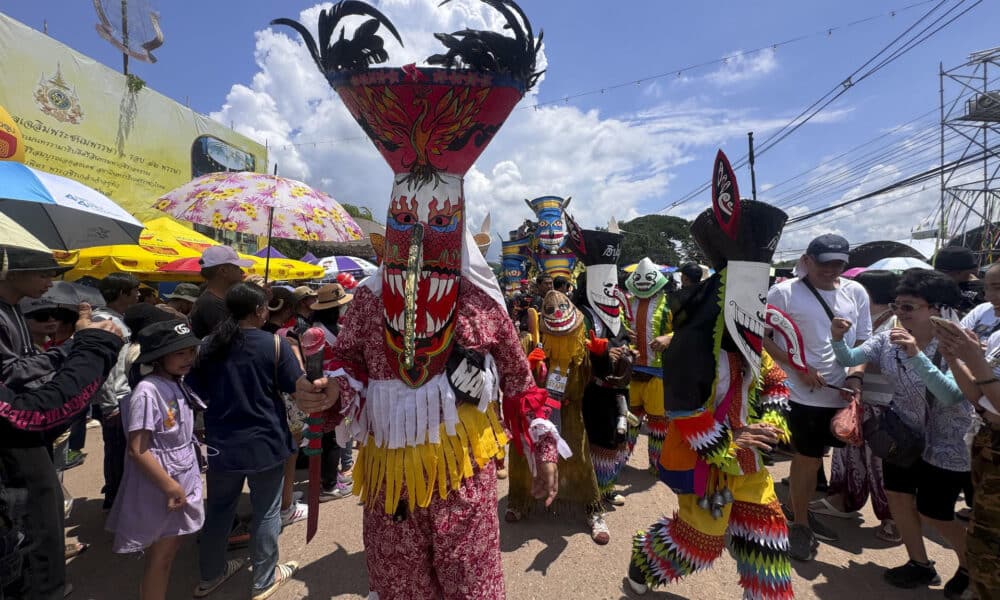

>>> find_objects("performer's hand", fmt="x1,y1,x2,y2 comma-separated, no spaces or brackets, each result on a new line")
585,330,608,356
733,423,781,451
294,376,339,413
794,365,826,391
627,329,637,344
649,334,672,353
830,317,852,342
532,461,559,507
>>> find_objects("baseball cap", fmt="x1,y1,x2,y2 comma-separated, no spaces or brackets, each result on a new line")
135,320,202,364
199,246,253,270
165,283,200,303
806,234,850,264
933,246,977,272
292,285,318,304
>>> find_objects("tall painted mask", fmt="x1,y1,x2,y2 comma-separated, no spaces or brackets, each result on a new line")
626,257,668,299
527,196,572,254
275,0,543,387
662,150,787,412
501,237,531,296
576,227,624,336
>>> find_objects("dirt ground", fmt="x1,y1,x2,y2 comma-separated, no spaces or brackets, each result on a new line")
63,429,963,599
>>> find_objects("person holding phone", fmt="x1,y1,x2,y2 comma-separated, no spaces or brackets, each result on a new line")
830,269,974,596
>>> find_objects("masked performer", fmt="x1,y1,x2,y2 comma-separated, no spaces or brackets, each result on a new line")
626,257,673,472
274,3,566,599
570,226,634,506
507,289,611,543
627,151,794,600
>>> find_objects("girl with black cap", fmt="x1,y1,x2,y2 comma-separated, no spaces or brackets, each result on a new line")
105,320,205,600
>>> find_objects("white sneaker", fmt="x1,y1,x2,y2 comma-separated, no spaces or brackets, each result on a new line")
280,502,308,527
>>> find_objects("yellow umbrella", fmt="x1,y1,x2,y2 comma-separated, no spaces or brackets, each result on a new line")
62,217,324,282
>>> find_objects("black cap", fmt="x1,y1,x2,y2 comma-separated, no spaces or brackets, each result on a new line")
135,320,201,364
806,234,850,264
124,303,177,336
934,246,977,272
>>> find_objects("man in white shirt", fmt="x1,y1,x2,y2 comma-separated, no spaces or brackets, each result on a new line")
765,234,872,561
960,263,1000,344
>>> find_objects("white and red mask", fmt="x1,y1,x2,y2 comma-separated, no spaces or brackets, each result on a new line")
382,173,465,387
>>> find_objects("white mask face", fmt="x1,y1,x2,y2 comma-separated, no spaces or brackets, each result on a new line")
722,261,769,380
586,263,621,335
627,257,667,299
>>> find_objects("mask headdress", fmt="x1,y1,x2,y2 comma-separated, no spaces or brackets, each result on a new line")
274,0,541,387
663,150,787,411
578,227,624,336
501,236,531,296
626,257,668,299
539,289,582,336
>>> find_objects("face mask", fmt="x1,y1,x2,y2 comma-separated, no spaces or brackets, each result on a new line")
540,290,581,335
526,196,572,254
721,261,769,380
626,257,668,299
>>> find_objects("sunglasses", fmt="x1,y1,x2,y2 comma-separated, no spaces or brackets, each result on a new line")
890,302,928,313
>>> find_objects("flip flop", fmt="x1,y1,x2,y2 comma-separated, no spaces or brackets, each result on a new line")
808,497,859,519
64,542,89,560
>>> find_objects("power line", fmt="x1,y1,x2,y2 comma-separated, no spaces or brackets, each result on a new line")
660,0,982,214
265,0,945,152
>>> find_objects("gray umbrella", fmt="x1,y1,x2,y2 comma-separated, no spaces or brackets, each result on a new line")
42,281,106,309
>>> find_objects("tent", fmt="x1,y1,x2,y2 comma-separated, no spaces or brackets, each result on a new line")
255,246,288,259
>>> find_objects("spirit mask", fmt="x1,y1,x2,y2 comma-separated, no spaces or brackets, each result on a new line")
540,289,582,335
626,257,668,299
690,150,787,380
576,227,624,335
275,0,543,387
527,196,572,254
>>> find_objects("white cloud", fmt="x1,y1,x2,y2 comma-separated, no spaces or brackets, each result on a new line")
704,48,777,86
211,1,847,260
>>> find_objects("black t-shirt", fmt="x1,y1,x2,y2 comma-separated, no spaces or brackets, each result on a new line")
187,329,303,473
958,280,986,318
189,292,228,338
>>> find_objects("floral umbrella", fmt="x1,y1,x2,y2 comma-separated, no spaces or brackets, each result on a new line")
155,171,363,241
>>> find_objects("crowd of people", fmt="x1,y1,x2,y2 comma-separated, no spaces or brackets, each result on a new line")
3,227,1000,599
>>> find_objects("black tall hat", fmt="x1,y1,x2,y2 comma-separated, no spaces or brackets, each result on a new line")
577,229,623,267
690,200,787,270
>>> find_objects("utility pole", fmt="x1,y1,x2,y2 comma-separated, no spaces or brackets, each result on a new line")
748,131,758,201
121,0,129,75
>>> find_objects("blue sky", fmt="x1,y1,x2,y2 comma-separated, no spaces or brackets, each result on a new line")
4,0,998,259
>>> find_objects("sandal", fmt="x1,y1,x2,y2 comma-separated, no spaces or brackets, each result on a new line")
875,520,902,544
808,497,858,519
251,561,299,600
64,542,89,560
193,557,249,597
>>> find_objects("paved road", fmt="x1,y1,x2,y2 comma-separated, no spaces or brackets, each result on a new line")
63,429,961,599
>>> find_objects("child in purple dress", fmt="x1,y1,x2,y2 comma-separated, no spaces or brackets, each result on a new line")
106,320,205,600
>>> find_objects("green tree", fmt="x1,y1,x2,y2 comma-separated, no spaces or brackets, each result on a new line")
617,214,704,266
341,203,373,221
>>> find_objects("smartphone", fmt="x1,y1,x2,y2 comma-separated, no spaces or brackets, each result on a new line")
929,315,962,333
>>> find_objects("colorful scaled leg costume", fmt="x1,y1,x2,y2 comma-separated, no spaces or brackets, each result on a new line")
629,151,794,599
569,225,633,499
626,257,673,471
509,290,606,535
276,4,569,599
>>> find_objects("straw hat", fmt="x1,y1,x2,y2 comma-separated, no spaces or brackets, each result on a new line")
311,283,353,310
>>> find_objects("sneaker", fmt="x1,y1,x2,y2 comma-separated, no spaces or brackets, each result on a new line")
251,561,298,600
875,520,902,544
788,523,818,562
626,558,648,595
64,450,86,470
319,483,352,503
280,502,308,527
944,566,970,599
884,560,940,589
587,513,610,545
604,493,626,506
226,520,251,550
291,490,304,505
337,473,353,486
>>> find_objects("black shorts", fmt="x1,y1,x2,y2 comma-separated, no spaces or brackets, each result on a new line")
883,459,971,521
788,401,845,458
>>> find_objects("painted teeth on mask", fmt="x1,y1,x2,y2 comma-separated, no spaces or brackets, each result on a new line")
429,277,440,302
